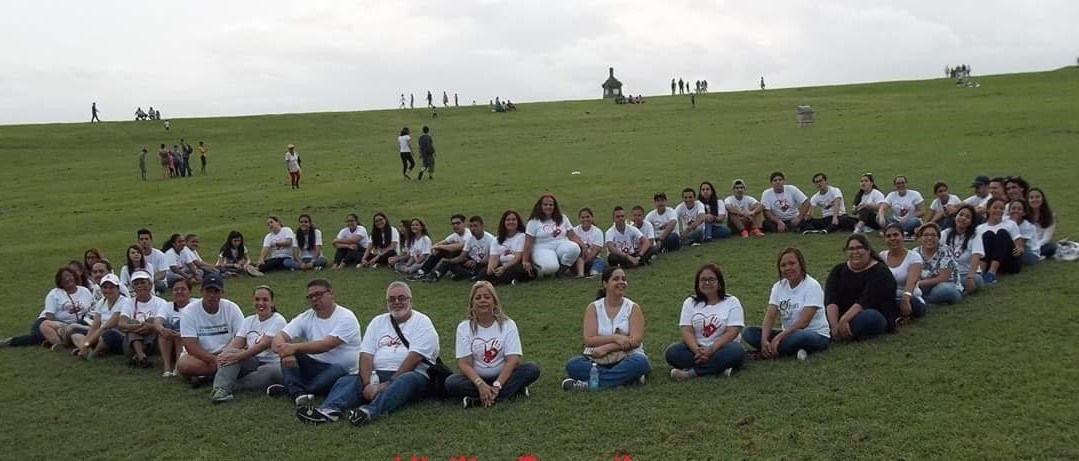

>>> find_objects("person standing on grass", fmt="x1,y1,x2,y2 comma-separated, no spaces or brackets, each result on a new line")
174,141,187,178
154,278,192,377
138,147,147,180
454,93,458,107
91,102,101,122
443,91,449,107
427,90,433,108
760,77,766,90
665,263,747,381
410,93,414,109
0,267,94,349
330,214,369,270
824,234,898,340
605,206,654,269
398,127,415,180
285,144,301,189
256,216,298,273
198,141,208,174
881,223,927,321
743,248,830,360
761,171,810,233
297,281,439,426
269,279,362,408
182,139,194,176
158,144,170,179
562,266,650,391
803,173,857,234
445,281,541,408
417,126,436,181
671,78,676,95
210,285,288,404
725,179,765,238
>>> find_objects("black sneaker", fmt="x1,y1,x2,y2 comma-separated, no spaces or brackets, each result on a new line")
296,407,335,425
346,406,373,426
188,376,210,389
266,384,287,397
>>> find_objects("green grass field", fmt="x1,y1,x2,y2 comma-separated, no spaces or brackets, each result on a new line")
1,69,1077,461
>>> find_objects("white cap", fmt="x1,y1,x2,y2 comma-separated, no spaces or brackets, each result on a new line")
100,273,121,287
131,270,152,282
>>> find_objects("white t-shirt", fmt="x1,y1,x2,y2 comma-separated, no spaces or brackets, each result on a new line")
397,134,411,153
940,228,985,276
674,201,706,233
809,186,846,218
146,248,168,277
930,194,962,213
454,319,523,379
678,295,745,348
880,250,924,298
180,247,200,264
1015,219,1039,257
855,189,887,210
218,246,249,264
605,224,644,255
884,190,924,221
407,235,433,260
285,151,300,172
724,195,760,215
977,220,1021,240
645,208,679,237
336,225,370,249
360,311,439,376
38,287,96,323
180,299,245,355
592,297,645,356
631,220,655,240
490,233,526,265
573,225,605,253
768,276,829,338
120,263,155,289
282,305,363,374
463,231,496,262
237,312,288,364
92,296,131,326
122,295,169,323
263,227,296,259
155,299,194,331
964,194,990,208
162,248,184,272
443,231,467,245
294,228,324,259
525,217,574,247
761,185,808,221
372,227,401,254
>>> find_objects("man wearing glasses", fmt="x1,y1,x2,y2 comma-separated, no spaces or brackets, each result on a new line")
269,279,362,408
297,281,440,426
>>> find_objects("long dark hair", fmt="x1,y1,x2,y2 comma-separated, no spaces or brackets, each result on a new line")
497,209,523,244
853,173,881,207
125,244,147,271
698,181,720,217
371,212,393,249
692,263,728,303
946,204,980,251
162,233,183,253
528,193,564,225
219,231,247,261
405,218,429,248
83,248,103,274
595,265,626,300
1028,187,1054,228
296,214,317,251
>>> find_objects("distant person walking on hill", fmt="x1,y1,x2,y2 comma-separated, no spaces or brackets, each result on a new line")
174,140,187,178
426,91,434,109
399,93,406,109
164,119,171,132
410,93,414,109
442,91,449,107
285,144,302,189
159,144,170,179
760,77,766,90
417,126,436,181
678,78,684,95
398,127,415,180
198,141,208,174
90,102,101,123
671,78,676,95
139,147,148,180
454,93,458,107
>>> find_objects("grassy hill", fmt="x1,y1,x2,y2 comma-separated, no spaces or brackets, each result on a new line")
1,70,1077,460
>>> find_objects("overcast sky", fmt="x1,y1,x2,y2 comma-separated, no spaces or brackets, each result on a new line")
2,0,1076,124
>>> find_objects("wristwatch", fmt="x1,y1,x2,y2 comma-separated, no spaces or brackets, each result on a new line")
492,381,502,389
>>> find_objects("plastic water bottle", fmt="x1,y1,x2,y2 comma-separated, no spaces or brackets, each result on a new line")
370,370,380,387
588,362,600,391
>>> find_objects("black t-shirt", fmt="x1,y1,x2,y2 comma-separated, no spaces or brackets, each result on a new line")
418,134,435,156
825,261,899,329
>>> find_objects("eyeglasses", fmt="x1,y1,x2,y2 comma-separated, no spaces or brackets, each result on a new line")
386,295,411,304
845,245,867,252
699,277,718,284
306,290,329,300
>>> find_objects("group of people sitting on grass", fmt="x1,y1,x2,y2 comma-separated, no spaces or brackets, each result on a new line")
0,169,1059,426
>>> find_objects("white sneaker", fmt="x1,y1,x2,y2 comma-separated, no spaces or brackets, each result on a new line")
669,369,695,381
294,394,314,407
161,371,175,378
561,378,588,391
722,368,733,377
796,349,808,361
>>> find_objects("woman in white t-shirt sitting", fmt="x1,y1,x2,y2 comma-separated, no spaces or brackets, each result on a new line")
881,223,927,320
120,244,155,292
216,231,260,277
573,208,606,278
883,175,925,239
154,278,193,377
665,263,747,380
522,194,582,277
977,198,1023,284
162,233,198,287
294,214,329,271
256,216,298,273
1008,200,1039,267
941,204,985,293
743,248,830,360
1,267,94,349
392,218,431,275
928,182,962,230
69,273,127,359
331,213,369,269
852,173,887,234
562,267,650,391
487,210,533,286
360,212,400,268
913,223,964,306
445,281,541,408
698,181,732,240
1026,188,1057,258
211,285,288,404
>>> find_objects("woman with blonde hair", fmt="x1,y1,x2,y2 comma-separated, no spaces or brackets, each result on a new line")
444,281,540,408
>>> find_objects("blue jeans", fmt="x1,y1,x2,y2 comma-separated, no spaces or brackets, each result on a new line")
565,354,650,389
682,227,704,245
847,308,888,339
321,370,428,419
1020,251,1039,266
887,217,922,235
925,283,963,305
905,296,927,318
281,353,349,398
444,362,541,400
703,222,732,240
664,342,746,376
1041,242,1058,258
660,233,681,252
742,328,830,356
585,257,606,275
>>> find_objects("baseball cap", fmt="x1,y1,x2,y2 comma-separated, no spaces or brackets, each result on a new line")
732,179,746,188
100,273,121,287
970,175,990,188
131,271,152,282
202,272,224,290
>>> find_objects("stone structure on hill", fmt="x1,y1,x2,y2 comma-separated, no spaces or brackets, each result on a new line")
602,67,623,99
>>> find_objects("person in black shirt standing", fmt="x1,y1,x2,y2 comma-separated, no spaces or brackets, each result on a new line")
825,234,898,340
417,126,436,181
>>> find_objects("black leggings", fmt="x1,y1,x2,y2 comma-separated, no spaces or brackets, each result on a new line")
982,230,1021,275
7,318,46,347
400,152,415,175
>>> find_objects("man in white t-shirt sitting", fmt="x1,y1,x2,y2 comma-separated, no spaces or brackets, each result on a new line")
630,206,656,247
761,171,810,233
645,192,681,252
175,272,245,386
137,228,169,293
674,188,707,245
298,281,440,426
964,175,991,217
606,206,655,268
414,214,468,280
439,216,495,282
802,173,857,234
269,279,363,408
725,179,765,238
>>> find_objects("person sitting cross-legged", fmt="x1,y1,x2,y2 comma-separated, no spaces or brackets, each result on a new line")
209,285,288,404
665,263,747,380
176,273,245,388
742,248,830,359
605,206,655,269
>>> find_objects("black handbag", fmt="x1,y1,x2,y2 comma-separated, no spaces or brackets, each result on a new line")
389,315,453,398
